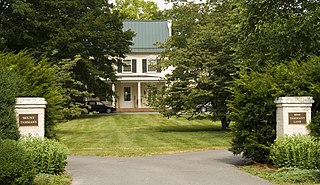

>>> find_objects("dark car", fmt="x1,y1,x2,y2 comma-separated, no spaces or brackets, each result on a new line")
84,101,116,113
197,102,213,113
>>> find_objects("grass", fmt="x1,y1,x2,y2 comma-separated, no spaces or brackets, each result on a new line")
241,163,320,185
33,173,72,185
56,114,231,156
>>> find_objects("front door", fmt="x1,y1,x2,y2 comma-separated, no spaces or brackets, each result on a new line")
122,86,133,108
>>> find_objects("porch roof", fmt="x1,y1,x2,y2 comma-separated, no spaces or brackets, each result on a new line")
116,75,166,82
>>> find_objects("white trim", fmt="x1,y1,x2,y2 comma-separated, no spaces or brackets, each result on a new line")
168,20,172,37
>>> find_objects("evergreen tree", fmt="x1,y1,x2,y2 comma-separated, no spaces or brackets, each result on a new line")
0,64,21,140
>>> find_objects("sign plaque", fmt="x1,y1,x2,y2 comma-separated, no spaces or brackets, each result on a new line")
19,114,38,126
288,112,306,124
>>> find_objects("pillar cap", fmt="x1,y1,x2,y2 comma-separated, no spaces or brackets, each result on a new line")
274,96,314,104
16,97,47,106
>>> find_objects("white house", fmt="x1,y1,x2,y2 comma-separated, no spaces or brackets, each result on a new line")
110,20,172,111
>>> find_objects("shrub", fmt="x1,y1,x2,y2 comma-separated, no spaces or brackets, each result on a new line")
0,139,36,185
19,137,68,174
229,70,277,162
270,135,320,169
0,65,21,140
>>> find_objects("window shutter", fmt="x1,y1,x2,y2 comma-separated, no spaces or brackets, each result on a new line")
156,60,161,73
132,59,137,73
117,62,122,73
142,59,147,73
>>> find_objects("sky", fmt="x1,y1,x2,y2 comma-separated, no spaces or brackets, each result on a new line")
152,0,173,10
109,0,173,10
110,0,205,10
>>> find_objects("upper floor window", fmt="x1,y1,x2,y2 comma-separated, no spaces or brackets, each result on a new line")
147,59,157,72
142,58,160,73
118,59,136,73
123,59,132,72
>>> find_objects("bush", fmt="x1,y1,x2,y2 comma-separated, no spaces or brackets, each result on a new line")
229,70,277,162
0,139,36,185
270,135,320,169
0,65,21,140
19,137,68,174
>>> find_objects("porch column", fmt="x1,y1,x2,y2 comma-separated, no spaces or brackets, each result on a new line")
138,82,141,108
112,83,116,107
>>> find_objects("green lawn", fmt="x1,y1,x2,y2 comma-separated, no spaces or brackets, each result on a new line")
56,114,231,156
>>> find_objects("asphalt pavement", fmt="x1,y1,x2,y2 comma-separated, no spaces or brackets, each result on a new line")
66,149,273,185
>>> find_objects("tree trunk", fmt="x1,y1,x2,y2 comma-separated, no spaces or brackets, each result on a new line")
220,115,230,130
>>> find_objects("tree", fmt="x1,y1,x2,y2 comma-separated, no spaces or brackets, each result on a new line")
0,0,134,100
0,64,21,140
148,1,236,129
233,0,320,70
113,0,164,20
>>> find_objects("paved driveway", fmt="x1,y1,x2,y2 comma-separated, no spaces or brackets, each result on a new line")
67,149,273,185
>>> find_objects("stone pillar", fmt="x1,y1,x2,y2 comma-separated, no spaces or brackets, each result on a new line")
15,97,47,137
274,96,314,137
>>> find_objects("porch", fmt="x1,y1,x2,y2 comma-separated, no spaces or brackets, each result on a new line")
111,81,164,109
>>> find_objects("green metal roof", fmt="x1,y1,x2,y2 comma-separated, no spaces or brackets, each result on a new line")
123,20,170,53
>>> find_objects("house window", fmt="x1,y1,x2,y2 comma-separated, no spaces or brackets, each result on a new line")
123,60,132,72
147,59,157,72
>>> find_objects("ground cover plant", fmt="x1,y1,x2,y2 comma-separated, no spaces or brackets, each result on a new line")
33,173,72,185
242,164,320,185
56,114,231,156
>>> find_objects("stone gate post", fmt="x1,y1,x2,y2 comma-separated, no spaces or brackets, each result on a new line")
15,97,47,137
274,96,314,137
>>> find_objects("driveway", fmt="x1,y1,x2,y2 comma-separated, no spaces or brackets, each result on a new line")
67,149,273,185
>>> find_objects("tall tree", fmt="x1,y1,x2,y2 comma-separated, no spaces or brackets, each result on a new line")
233,0,320,70
149,1,236,129
113,0,163,20
0,0,134,99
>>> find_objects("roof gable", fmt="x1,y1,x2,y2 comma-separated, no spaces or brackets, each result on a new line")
123,20,171,53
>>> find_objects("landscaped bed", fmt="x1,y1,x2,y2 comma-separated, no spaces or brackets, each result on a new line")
56,114,231,156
